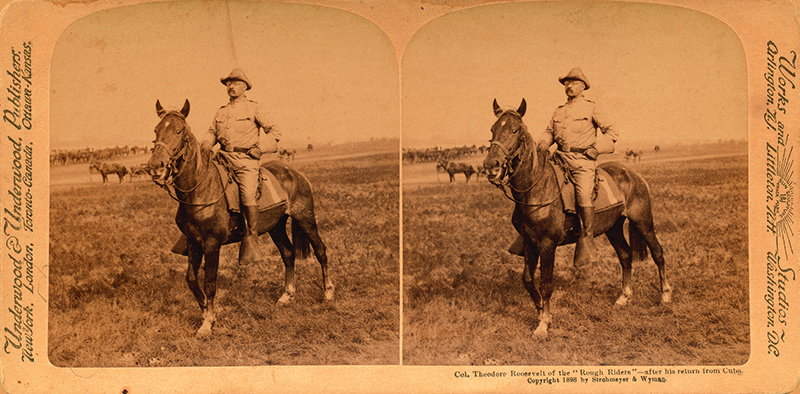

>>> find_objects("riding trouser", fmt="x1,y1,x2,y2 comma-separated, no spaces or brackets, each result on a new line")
219,151,260,206
555,151,596,207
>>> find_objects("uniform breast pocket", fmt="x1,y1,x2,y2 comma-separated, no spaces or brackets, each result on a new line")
570,116,590,133
215,115,228,131
234,116,253,132
552,119,565,133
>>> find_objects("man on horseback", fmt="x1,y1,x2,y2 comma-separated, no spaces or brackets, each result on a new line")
200,68,281,265
525,68,618,267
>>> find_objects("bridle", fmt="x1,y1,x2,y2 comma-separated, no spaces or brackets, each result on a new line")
151,114,225,207
489,112,561,208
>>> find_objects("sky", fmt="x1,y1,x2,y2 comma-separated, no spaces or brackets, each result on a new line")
49,1,748,152
50,1,399,150
401,1,748,149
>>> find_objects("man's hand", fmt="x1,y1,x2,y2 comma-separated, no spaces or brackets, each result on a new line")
555,137,571,153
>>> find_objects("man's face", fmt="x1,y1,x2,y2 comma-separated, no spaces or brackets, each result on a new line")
226,80,247,99
564,79,585,99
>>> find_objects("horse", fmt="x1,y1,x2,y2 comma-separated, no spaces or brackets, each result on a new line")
625,148,643,162
307,143,314,152
89,161,128,183
482,99,672,338
437,159,476,183
129,163,150,181
653,145,661,153
279,148,296,161
475,164,487,180
147,99,334,337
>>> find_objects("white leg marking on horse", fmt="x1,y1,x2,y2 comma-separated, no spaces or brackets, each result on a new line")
324,285,335,301
276,292,294,304
533,321,549,339
277,285,296,305
614,286,633,307
662,284,674,304
196,308,215,337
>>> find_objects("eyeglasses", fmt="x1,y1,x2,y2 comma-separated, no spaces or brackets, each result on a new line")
564,80,584,88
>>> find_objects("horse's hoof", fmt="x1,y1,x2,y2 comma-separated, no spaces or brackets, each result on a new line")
196,326,212,338
324,288,335,302
614,296,629,307
276,293,294,305
533,325,549,339
662,291,673,304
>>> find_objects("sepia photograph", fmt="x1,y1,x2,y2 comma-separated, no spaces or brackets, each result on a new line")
46,1,400,367
0,0,798,393
402,1,749,366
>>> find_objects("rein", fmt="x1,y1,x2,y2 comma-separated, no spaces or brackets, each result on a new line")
491,116,561,208
154,120,226,208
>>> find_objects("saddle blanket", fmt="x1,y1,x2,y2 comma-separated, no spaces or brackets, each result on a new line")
214,160,288,213
551,160,624,214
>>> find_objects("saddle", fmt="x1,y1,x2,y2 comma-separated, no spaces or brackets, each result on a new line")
212,158,288,213
549,157,624,214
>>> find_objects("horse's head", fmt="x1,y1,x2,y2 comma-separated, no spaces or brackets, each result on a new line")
483,98,530,186
436,158,448,172
148,99,192,186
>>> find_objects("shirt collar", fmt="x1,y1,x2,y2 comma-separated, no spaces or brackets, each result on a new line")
566,94,586,105
229,94,247,105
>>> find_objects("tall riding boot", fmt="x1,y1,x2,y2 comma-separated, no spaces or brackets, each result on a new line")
238,205,261,265
573,206,597,268
507,235,525,256
171,234,189,256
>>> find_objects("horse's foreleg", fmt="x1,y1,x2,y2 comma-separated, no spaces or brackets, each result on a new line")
185,242,207,328
521,242,541,308
268,217,296,305
533,243,556,339
197,240,221,337
605,218,634,306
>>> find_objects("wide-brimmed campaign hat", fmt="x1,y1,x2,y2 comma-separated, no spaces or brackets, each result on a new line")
558,68,590,90
220,68,252,90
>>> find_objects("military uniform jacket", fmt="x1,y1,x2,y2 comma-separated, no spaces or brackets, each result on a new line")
203,96,280,150
544,95,617,150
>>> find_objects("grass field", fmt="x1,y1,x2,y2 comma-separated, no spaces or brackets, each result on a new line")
48,145,399,367
403,142,749,366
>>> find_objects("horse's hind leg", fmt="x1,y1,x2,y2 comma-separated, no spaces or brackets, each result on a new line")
630,214,673,304
294,214,334,301
268,216,296,305
605,217,634,306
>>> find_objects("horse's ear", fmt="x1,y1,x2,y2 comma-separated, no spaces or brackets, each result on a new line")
180,100,190,118
518,98,527,117
156,100,165,117
493,99,502,117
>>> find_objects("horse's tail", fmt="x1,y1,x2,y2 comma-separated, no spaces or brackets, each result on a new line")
291,218,312,260
629,222,649,261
